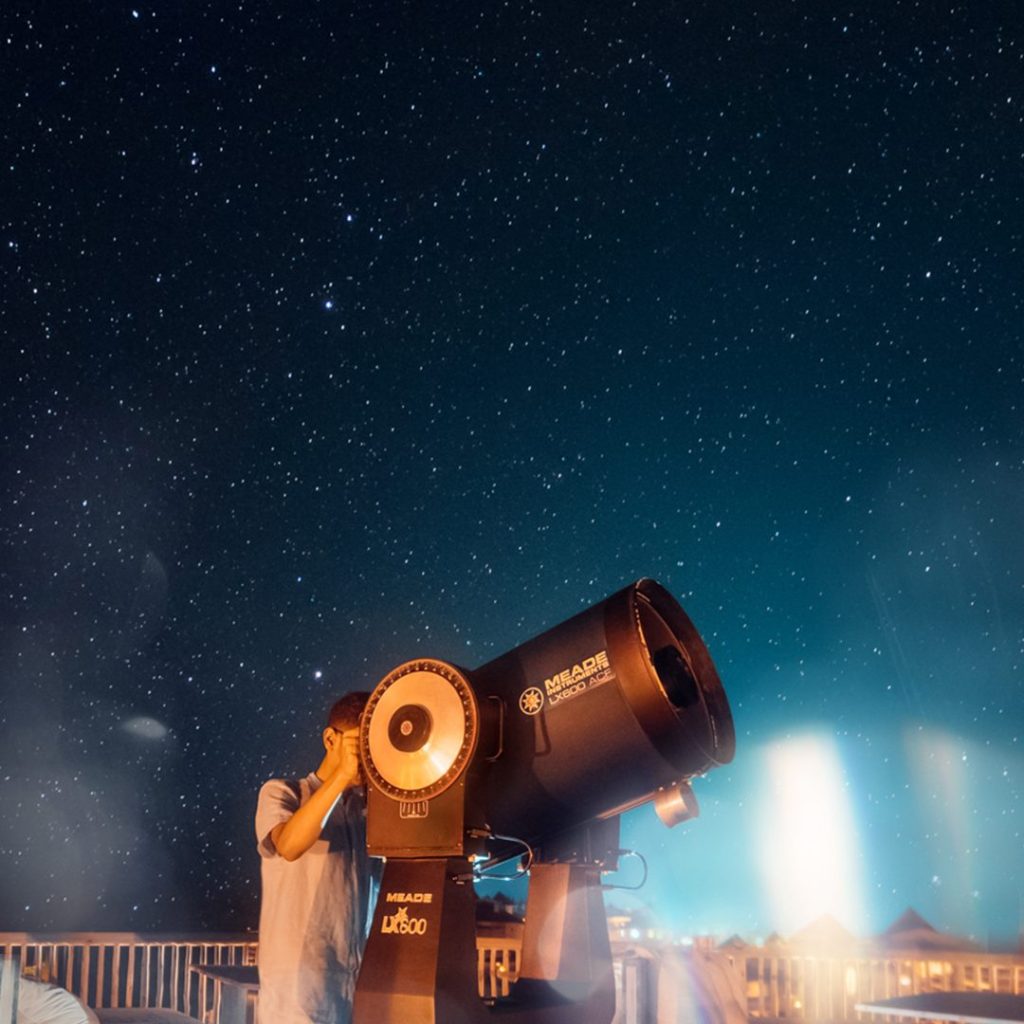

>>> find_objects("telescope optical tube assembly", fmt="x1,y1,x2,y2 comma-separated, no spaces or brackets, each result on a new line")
354,578,735,1024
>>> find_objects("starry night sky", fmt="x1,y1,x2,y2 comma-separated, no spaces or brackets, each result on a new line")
2,3,1021,944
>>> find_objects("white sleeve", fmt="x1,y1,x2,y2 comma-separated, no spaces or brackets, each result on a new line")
254,778,301,859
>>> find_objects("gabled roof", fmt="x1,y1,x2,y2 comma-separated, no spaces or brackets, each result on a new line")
882,908,936,936
789,914,860,950
876,908,979,953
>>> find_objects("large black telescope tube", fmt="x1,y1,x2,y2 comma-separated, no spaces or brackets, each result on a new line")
472,578,734,847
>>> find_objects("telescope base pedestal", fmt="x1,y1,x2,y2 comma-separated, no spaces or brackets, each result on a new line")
354,858,615,1024
495,862,615,1024
354,857,489,1024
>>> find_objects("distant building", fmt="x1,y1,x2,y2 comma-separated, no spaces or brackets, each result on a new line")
603,906,1024,1023
712,909,1024,1023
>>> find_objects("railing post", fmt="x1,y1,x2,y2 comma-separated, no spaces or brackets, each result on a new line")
0,946,23,1024
619,954,652,1024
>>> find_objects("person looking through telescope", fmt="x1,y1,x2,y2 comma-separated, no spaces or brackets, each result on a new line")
255,691,373,1024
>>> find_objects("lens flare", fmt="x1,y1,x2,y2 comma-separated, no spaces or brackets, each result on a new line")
757,733,865,934
904,728,976,935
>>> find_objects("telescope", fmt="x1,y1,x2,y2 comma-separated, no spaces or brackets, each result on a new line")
354,579,735,1024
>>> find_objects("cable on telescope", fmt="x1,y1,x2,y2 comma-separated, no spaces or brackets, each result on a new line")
601,848,648,892
470,830,535,882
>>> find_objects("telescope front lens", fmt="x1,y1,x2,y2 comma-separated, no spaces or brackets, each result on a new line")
652,646,701,711
388,703,433,753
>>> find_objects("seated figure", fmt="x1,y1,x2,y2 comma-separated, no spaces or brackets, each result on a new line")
6,971,99,1024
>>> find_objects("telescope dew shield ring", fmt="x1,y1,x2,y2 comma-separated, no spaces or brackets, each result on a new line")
361,659,479,801
621,579,736,773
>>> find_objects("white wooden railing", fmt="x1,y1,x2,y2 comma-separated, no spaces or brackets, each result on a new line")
0,933,256,1019
477,935,521,1000
0,932,522,1020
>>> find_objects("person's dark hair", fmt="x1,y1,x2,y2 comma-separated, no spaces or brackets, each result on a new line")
328,691,370,731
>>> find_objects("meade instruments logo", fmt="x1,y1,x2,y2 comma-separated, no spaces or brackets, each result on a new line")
381,905,428,936
381,891,432,937
541,649,612,708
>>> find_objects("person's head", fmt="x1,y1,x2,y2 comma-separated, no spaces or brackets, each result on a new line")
320,691,370,771
327,691,370,733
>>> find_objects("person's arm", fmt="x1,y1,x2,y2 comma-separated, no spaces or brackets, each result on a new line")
271,731,361,861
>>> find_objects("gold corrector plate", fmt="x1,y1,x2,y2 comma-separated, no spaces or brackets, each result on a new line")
361,659,479,801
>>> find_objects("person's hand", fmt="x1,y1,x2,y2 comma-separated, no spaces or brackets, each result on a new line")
337,729,362,786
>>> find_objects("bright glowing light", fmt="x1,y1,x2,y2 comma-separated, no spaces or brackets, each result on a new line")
845,966,858,995
756,734,865,934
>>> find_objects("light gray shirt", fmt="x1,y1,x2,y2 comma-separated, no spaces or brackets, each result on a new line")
255,773,370,1024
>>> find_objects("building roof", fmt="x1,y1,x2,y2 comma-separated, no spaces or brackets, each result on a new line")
882,908,937,936
789,914,860,951
877,907,980,953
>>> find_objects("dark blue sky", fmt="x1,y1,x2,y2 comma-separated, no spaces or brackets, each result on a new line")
1,2,1021,943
